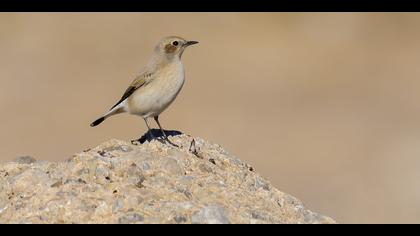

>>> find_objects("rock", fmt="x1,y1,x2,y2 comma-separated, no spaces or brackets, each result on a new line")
13,156,36,165
192,205,230,224
174,215,188,223
118,213,144,224
162,158,184,176
0,135,336,224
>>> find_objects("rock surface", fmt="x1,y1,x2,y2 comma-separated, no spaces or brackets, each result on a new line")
0,134,335,224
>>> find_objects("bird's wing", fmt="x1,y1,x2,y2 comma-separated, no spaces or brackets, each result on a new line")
109,71,154,110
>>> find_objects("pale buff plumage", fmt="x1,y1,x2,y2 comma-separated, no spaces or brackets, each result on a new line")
127,58,185,117
90,36,198,146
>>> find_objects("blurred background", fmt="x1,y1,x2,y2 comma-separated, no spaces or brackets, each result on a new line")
1,13,420,223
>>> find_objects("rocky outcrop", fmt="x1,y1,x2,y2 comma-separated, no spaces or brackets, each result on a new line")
0,133,335,224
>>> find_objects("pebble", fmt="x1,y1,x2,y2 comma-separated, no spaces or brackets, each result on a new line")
192,205,230,224
118,213,144,224
162,158,184,176
13,156,36,165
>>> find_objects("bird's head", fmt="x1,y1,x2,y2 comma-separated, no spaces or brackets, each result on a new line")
154,36,198,60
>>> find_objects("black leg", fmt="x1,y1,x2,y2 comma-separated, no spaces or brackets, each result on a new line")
143,118,156,140
131,118,156,145
154,116,179,147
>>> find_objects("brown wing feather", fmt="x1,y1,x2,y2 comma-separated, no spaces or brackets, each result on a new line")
109,72,152,110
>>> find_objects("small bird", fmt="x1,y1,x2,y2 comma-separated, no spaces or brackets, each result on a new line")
90,36,198,146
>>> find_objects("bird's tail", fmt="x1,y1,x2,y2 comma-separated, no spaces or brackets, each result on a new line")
90,117,105,127
90,101,127,127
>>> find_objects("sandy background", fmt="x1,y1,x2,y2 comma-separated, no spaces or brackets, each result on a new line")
1,13,420,223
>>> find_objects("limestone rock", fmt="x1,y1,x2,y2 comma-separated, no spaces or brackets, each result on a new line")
0,134,336,224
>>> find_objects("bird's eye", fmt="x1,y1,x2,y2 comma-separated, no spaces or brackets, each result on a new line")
172,41,179,46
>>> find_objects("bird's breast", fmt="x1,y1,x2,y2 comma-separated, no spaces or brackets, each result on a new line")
128,62,185,117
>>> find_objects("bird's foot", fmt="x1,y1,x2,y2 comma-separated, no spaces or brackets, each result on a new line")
166,140,179,148
131,135,179,148
162,136,179,148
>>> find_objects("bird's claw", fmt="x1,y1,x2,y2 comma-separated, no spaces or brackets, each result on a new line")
166,140,179,148
162,137,179,148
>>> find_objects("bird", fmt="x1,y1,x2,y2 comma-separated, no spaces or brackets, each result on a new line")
90,36,198,147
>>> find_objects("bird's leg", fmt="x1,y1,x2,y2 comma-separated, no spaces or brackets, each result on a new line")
131,118,156,145
144,118,156,140
154,116,179,147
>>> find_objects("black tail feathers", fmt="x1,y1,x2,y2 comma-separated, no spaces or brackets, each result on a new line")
90,117,105,127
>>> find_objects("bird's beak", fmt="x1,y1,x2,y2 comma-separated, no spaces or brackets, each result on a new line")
184,41,199,47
